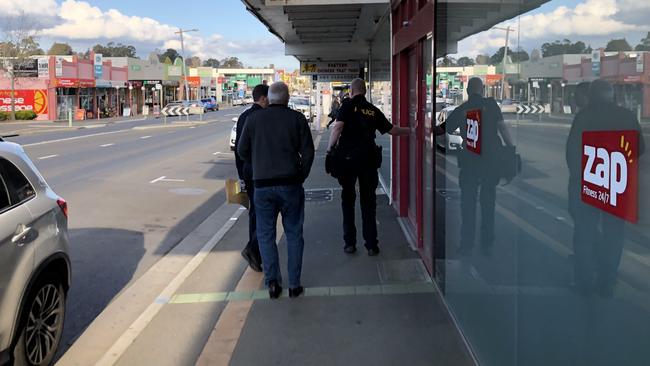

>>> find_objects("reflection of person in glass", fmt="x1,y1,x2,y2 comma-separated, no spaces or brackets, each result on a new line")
565,79,646,297
443,77,514,256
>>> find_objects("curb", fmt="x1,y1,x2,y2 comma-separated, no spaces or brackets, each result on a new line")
132,122,209,130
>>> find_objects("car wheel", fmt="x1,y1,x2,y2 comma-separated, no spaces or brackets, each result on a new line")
13,274,66,366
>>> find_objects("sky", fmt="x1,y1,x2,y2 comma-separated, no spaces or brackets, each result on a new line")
0,0,299,70
456,0,650,59
1,0,649,70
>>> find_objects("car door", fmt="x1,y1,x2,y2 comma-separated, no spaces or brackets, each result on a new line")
0,159,36,351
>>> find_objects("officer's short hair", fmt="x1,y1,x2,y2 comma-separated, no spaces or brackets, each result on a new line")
350,78,366,95
252,84,269,102
268,82,290,105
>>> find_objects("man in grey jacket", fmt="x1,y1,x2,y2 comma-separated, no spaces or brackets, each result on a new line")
237,81,315,299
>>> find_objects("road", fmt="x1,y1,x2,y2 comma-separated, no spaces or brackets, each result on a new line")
4,107,246,357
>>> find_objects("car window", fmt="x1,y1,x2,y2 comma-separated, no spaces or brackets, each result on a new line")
0,158,36,206
0,175,10,211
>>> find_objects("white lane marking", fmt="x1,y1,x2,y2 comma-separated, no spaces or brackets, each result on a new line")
225,114,239,117
100,143,115,147
149,176,166,184
140,135,152,139
167,131,175,134
22,130,126,147
38,154,58,160
189,126,196,129
95,208,244,366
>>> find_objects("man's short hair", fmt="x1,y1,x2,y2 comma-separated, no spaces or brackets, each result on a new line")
467,77,484,96
252,84,269,102
350,78,366,95
588,79,614,103
268,82,290,105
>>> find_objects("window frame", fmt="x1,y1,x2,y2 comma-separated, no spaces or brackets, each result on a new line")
0,157,37,214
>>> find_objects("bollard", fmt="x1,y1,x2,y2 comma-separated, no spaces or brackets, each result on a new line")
68,108,73,127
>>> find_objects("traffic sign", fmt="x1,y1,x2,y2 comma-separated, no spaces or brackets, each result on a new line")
516,104,545,114
161,106,190,116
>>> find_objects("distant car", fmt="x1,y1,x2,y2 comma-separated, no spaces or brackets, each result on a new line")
244,96,253,105
497,99,518,114
232,98,243,106
436,106,463,151
0,138,70,366
289,96,312,119
200,98,219,111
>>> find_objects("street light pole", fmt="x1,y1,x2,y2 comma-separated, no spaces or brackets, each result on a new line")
175,28,198,103
493,26,514,101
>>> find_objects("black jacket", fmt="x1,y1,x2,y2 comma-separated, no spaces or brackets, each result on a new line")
237,104,315,187
234,103,263,181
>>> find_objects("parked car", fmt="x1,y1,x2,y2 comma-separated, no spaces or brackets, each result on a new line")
244,95,254,105
0,138,70,366
289,96,312,119
497,99,519,114
436,106,463,151
232,98,244,106
200,98,219,111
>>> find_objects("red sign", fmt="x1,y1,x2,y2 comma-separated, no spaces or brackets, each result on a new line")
185,76,200,87
582,130,639,223
465,109,481,154
56,78,79,87
79,79,95,88
0,89,48,115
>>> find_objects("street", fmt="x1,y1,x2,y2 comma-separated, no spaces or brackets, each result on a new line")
5,107,247,358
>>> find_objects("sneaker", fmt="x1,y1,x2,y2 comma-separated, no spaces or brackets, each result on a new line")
344,245,357,254
367,247,380,256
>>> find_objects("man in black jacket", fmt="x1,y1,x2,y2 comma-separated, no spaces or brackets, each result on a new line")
238,81,315,299
234,84,269,272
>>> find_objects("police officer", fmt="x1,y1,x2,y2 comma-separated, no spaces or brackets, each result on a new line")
327,78,409,256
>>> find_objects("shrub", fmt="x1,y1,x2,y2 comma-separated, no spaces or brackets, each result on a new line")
0,112,8,121
15,110,37,120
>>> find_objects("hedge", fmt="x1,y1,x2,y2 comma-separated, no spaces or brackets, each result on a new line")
15,110,37,120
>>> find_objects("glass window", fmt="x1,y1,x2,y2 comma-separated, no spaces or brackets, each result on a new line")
0,158,35,205
0,176,10,211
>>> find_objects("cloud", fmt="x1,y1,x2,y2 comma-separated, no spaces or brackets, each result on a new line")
455,0,644,58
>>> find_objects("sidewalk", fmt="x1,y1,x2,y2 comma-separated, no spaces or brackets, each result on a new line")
58,132,474,366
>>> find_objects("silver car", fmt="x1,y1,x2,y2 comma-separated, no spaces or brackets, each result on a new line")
0,140,70,366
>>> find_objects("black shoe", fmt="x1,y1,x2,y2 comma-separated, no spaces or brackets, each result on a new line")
289,286,304,298
241,248,262,272
344,245,357,254
367,247,380,256
268,280,282,299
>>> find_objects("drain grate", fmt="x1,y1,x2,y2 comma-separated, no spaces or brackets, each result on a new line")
377,259,431,284
305,189,333,203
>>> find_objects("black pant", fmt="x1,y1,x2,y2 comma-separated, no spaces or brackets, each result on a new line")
243,180,261,260
459,169,499,250
338,166,379,249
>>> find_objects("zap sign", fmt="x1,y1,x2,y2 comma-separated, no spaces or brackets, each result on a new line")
466,109,481,154
582,130,639,223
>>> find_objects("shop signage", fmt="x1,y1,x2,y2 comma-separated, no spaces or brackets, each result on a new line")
185,76,200,87
624,75,641,83
55,57,63,77
56,78,79,87
636,55,644,73
0,89,48,116
155,83,162,90
465,109,481,155
131,65,141,71
168,66,182,76
591,50,601,77
38,58,49,78
162,80,178,86
95,79,112,88
94,53,103,79
129,81,143,88
316,74,358,82
79,79,95,88
13,59,38,77
143,80,162,85
300,61,359,76
581,130,638,223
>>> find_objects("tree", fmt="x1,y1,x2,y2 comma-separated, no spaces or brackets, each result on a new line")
457,56,475,66
220,57,244,68
203,58,220,68
475,54,490,65
489,47,529,65
0,13,41,120
48,42,73,55
635,32,650,51
541,39,591,57
437,57,457,67
92,42,137,57
530,49,542,61
185,56,201,67
158,48,179,63
605,38,632,52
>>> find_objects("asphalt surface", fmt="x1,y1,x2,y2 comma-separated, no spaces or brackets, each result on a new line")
3,107,247,357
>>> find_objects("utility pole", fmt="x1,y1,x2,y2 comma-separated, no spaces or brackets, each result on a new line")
493,26,514,101
175,28,198,102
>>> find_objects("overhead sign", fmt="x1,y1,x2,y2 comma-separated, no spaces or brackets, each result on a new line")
94,53,103,79
300,61,359,76
465,109,481,154
38,58,49,78
0,89,48,116
582,130,638,223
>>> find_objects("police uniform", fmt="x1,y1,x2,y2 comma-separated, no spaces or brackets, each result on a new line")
335,95,393,252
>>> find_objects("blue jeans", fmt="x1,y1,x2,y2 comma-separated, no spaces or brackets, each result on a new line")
254,184,305,288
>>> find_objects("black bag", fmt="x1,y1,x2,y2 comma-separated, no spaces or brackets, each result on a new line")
497,145,522,184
